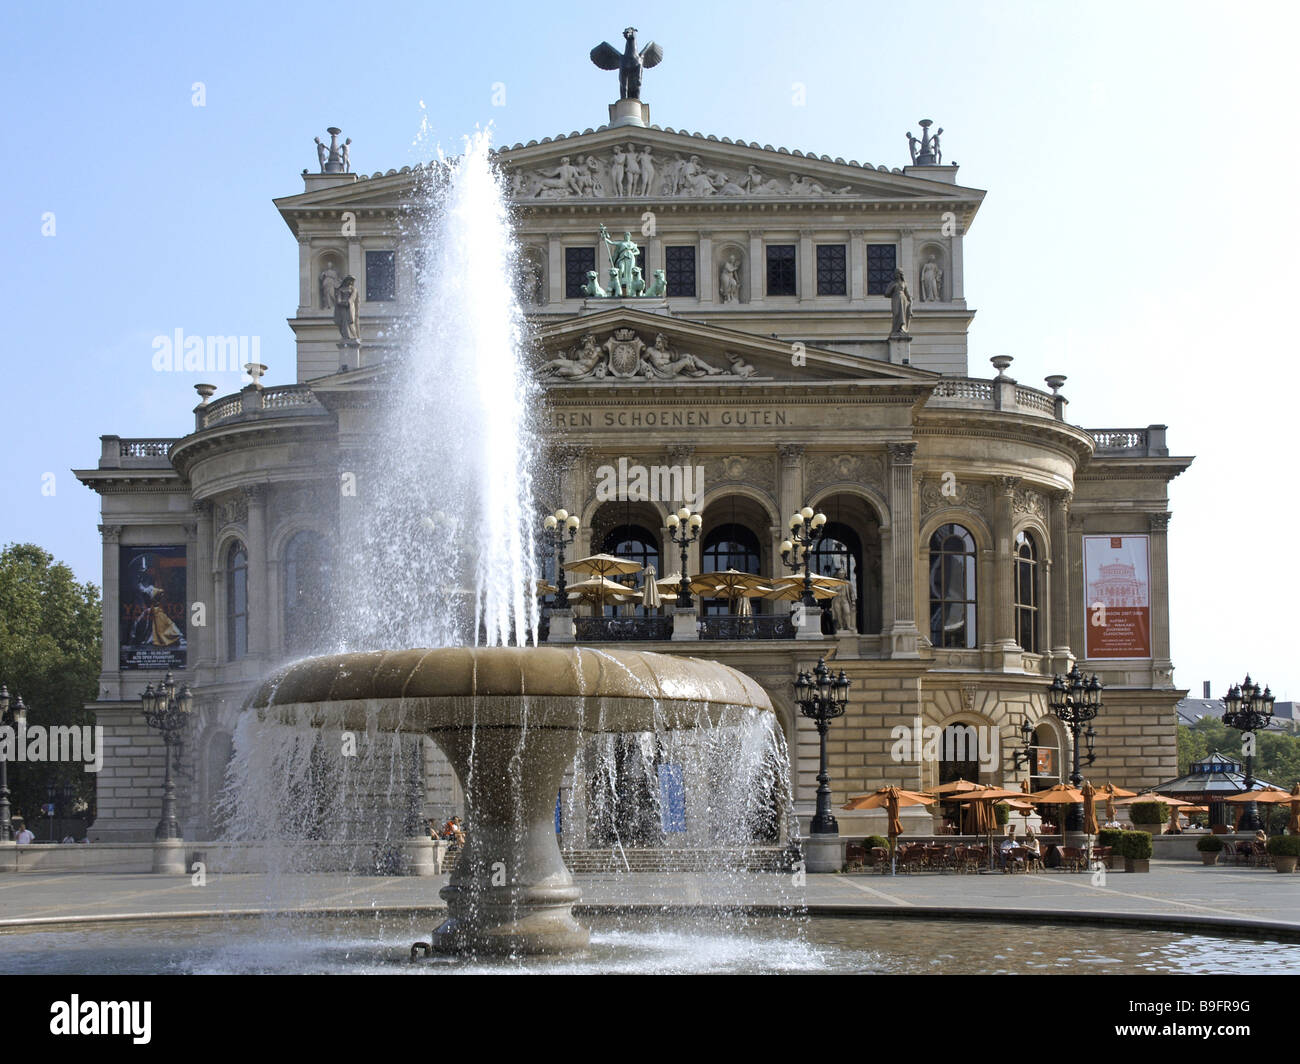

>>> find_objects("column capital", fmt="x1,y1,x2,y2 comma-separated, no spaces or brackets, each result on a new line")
995,475,1020,497
99,524,122,543
1148,512,1171,532
697,228,713,239
242,483,267,503
183,523,198,541
191,498,212,518
778,443,804,465
666,444,695,465
887,442,917,466
1051,488,1074,510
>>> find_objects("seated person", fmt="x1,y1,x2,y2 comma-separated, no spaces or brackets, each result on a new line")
1023,827,1041,854
999,828,1019,870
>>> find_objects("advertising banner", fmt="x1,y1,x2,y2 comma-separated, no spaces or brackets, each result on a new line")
119,546,187,670
1083,534,1151,659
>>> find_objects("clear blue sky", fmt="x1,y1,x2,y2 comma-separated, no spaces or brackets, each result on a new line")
2,1,1295,697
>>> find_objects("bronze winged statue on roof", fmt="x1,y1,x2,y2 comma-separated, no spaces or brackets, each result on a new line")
590,27,663,100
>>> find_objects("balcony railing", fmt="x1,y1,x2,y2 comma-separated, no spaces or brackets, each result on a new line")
928,376,1063,420
699,614,798,640
1088,425,1169,457
573,616,673,641
199,384,326,430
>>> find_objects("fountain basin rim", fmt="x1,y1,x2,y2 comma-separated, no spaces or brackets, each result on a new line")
246,646,774,719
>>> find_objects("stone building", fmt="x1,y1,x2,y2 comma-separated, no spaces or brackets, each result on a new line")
75,100,1192,845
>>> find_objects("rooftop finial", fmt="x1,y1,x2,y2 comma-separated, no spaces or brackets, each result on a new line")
906,119,943,165
314,127,352,174
590,27,663,101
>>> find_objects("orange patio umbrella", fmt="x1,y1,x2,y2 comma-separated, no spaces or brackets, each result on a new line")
1100,782,1136,823
1224,785,1297,833
956,787,1027,867
1081,781,1099,836
843,787,935,873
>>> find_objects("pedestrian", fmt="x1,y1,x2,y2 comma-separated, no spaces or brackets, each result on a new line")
13,820,34,845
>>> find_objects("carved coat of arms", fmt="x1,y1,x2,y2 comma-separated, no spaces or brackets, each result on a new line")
604,329,646,378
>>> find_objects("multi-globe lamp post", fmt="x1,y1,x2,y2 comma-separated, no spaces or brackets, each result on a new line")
541,508,581,611
795,657,851,866
1221,674,1275,832
140,672,193,843
665,506,703,609
0,686,27,842
780,507,828,629
1046,664,1103,832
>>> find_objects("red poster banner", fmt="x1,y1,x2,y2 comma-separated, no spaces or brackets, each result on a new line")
1083,535,1151,659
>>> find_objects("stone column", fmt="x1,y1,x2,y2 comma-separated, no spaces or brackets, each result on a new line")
899,227,915,296
547,236,563,304
993,476,1020,658
99,524,122,697
798,229,814,302
886,443,920,658
297,233,313,313
183,519,198,676
191,501,215,673
244,484,270,661
1048,490,1073,671
698,231,713,302
1148,512,1173,687
950,225,966,302
850,229,866,299
748,230,763,303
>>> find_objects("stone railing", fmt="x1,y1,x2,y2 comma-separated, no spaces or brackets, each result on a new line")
1088,425,1169,457
198,384,326,431
927,376,1063,420
99,436,178,468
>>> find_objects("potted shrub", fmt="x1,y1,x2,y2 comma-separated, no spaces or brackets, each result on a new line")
1121,830,1152,873
865,835,889,852
1196,835,1225,866
994,803,1010,827
1096,827,1124,869
1129,801,1168,832
1266,834,1300,873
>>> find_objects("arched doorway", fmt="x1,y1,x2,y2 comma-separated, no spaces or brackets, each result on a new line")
808,493,884,633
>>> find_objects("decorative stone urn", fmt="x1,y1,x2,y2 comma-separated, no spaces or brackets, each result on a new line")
249,646,775,955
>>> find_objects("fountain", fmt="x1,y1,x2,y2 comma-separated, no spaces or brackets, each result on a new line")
250,646,775,954
229,130,787,956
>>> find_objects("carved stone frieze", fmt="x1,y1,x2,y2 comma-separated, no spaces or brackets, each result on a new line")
703,454,776,494
919,477,989,519
1012,488,1046,520
538,329,756,382
805,452,885,496
507,149,857,201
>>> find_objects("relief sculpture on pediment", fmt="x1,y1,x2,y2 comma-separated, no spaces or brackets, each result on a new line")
538,329,756,382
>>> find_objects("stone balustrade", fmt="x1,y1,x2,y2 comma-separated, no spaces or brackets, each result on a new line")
927,376,1064,420
1088,425,1169,456
197,384,326,431
99,436,177,468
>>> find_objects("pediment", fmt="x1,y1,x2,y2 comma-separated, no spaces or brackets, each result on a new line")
534,307,938,386
276,125,985,217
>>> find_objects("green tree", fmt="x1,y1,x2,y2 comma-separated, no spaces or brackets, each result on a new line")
0,543,101,832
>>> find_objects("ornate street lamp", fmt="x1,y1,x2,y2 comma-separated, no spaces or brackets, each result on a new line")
780,506,829,617
0,686,26,842
140,672,193,840
665,506,703,609
1046,664,1102,832
1222,674,1275,833
1012,716,1035,775
541,508,581,611
795,657,851,836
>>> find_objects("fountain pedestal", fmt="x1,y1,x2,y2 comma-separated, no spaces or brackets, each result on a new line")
429,724,588,954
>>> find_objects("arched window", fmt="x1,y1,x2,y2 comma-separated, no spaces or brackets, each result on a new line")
284,530,330,655
1030,722,1061,789
1014,530,1040,653
929,524,976,649
601,525,660,617
226,541,248,661
701,523,762,616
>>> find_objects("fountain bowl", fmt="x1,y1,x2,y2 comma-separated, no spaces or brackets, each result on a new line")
248,646,776,956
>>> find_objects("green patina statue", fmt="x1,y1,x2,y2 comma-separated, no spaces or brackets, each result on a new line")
585,226,668,300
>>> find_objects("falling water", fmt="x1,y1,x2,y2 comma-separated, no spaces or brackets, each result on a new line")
343,129,539,649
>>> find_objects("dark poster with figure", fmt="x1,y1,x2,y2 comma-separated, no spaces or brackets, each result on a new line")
120,546,187,670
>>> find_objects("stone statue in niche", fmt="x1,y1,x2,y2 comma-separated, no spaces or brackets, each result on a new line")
919,255,944,302
719,255,742,304
319,264,340,310
885,267,912,336
333,275,360,341
589,27,664,100
519,256,544,305
831,566,857,633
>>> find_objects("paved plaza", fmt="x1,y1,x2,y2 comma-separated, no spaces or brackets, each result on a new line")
2,862,1296,939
